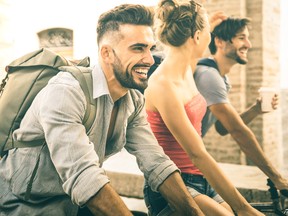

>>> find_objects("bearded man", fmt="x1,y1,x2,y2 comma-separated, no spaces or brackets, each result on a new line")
0,4,204,216
194,17,288,195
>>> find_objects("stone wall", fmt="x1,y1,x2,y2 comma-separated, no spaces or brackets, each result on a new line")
281,89,288,171
247,0,282,168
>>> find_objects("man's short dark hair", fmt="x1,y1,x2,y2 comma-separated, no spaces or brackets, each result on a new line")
209,17,251,54
96,4,154,45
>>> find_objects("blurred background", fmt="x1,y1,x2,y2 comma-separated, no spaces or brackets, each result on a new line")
0,0,287,171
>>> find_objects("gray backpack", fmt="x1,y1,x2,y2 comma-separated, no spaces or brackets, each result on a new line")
0,48,96,157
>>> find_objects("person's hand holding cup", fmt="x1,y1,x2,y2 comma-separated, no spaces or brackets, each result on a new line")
258,87,278,113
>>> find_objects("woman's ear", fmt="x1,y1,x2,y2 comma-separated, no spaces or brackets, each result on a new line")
193,30,201,45
100,45,114,63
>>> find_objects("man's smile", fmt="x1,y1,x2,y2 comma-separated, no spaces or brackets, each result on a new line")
133,67,149,79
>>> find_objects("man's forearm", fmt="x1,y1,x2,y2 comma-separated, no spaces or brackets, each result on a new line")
87,183,132,216
239,103,260,125
230,128,283,183
158,171,204,216
215,104,260,136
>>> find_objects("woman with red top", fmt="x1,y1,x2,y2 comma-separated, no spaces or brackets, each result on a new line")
143,0,264,215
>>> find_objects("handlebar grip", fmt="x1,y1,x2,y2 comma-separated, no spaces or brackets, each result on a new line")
267,179,280,200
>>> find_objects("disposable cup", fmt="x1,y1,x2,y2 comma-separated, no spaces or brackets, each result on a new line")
258,87,276,112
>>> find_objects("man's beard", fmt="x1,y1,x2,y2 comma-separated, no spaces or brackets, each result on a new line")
226,45,248,65
235,55,248,65
112,52,148,91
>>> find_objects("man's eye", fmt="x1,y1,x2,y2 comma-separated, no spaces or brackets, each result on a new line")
150,46,156,52
134,47,144,51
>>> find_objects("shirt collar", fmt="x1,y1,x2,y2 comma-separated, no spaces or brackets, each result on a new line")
92,63,110,99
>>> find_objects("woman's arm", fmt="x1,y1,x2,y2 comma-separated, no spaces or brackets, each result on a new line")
145,79,263,216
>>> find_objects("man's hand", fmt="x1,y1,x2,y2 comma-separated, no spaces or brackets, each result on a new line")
272,177,288,197
86,183,132,216
254,93,279,114
271,93,279,110
158,171,204,215
209,11,227,32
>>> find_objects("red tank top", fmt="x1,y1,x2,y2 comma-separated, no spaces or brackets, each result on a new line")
146,93,207,175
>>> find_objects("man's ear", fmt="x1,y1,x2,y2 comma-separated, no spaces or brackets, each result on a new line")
100,45,114,63
215,37,224,50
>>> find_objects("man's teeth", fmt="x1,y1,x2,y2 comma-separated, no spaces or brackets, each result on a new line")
240,49,248,54
135,68,148,74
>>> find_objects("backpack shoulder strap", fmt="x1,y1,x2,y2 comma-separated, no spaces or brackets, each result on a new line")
6,48,70,71
197,58,219,71
59,66,96,132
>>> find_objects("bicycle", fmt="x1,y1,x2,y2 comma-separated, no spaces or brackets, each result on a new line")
134,178,288,216
250,179,288,215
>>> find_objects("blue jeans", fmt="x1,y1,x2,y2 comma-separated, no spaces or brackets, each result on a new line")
143,173,224,216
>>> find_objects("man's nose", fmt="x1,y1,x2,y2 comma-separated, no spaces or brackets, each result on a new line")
246,39,252,48
143,51,155,66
